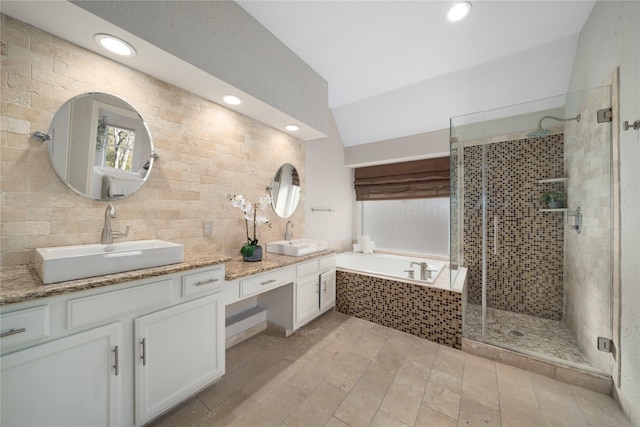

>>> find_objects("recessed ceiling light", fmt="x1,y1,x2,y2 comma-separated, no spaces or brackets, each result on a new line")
284,124,300,132
222,95,242,105
446,2,472,23
94,34,136,57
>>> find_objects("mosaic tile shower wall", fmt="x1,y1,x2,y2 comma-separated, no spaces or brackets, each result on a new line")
335,271,462,349
463,135,565,320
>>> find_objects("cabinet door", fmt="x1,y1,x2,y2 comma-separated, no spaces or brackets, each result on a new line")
1,322,122,427
296,275,320,326
320,270,336,312
135,294,224,425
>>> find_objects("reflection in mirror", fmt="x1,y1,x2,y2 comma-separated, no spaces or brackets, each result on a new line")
271,163,301,218
46,92,154,201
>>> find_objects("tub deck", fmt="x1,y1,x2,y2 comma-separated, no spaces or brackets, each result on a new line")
336,251,446,285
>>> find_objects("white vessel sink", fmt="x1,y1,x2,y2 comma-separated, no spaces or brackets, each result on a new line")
266,239,329,257
35,240,184,284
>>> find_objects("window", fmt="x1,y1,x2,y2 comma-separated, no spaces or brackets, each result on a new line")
97,115,136,171
361,197,449,257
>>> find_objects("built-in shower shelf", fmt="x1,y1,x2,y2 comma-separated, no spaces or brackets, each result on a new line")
538,177,568,183
539,208,570,212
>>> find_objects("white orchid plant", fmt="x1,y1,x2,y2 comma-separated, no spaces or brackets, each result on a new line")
227,193,272,257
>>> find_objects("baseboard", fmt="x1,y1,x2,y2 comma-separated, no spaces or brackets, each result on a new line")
265,320,294,337
225,306,267,349
225,321,266,349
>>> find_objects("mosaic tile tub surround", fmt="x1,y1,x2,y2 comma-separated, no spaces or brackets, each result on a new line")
335,270,462,349
463,134,565,321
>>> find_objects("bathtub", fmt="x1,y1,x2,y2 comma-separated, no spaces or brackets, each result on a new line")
335,251,446,286
334,251,462,349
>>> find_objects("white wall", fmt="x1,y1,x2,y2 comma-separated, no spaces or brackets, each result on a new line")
344,128,449,168
568,1,640,425
305,113,354,251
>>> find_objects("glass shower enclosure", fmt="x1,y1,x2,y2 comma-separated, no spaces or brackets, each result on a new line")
450,86,613,373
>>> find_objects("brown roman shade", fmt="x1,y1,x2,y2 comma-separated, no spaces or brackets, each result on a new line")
354,157,450,201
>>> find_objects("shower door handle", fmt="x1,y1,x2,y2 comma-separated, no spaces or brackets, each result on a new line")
494,216,498,255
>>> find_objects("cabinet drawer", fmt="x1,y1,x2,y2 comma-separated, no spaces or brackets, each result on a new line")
67,279,173,329
182,266,225,298
319,255,336,271
0,306,50,348
240,268,295,298
296,260,318,278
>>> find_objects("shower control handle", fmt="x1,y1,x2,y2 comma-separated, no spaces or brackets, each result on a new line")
623,120,640,131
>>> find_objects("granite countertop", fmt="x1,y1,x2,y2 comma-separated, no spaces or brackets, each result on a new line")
0,251,231,306
225,250,335,280
0,249,335,306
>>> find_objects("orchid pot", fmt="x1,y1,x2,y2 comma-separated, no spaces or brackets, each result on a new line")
227,193,272,262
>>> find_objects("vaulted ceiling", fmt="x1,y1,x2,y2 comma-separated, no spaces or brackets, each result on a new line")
237,1,595,146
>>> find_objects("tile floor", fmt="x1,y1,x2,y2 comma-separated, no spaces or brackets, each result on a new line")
465,304,593,368
149,311,630,427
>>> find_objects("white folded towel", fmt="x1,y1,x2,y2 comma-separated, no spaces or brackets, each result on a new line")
360,235,374,254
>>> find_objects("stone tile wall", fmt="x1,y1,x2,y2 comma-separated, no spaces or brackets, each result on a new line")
335,270,462,349
564,85,613,372
463,135,565,320
1,15,305,267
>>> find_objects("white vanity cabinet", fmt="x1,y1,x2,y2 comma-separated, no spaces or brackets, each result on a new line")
1,254,336,426
295,254,336,328
134,293,224,425
1,322,123,426
0,263,226,427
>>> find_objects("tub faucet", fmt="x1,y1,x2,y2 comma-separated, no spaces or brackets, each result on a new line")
101,205,129,245
410,261,430,280
285,221,294,241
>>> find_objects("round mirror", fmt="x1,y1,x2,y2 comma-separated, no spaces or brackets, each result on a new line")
271,163,301,218
45,92,154,201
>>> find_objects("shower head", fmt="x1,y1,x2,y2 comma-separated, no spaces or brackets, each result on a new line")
527,114,581,138
527,128,554,137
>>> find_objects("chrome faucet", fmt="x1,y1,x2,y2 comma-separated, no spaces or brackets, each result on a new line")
101,205,129,245
285,221,294,241
410,261,431,280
